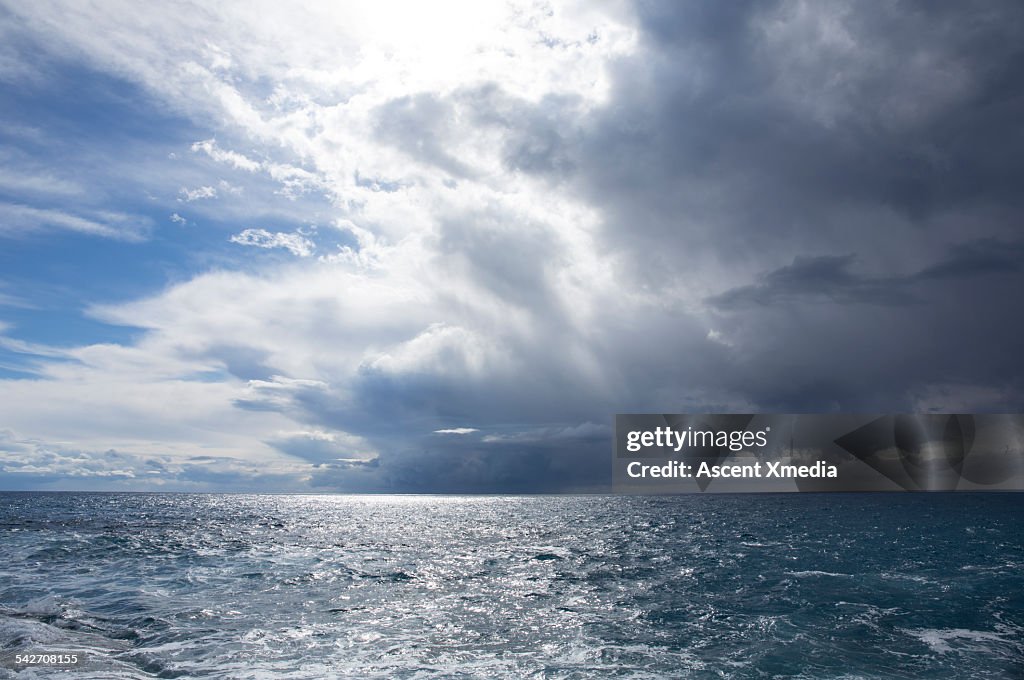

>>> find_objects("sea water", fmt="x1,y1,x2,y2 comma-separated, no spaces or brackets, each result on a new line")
0,493,1021,678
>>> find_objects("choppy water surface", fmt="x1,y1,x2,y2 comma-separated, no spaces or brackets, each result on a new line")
0,493,1021,678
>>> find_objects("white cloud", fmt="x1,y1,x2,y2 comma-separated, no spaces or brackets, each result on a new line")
0,167,83,196
0,289,32,309
481,422,609,444
0,202,147,241
0,428,312,490
0,332,70,359
218,179,243,195
434,428,478,435
178,185,217,201
191,138,261,172
169,212,187,225
2,2,635,236
229,228,314,256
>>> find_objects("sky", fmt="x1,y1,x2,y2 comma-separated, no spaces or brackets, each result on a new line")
0,0,1022,492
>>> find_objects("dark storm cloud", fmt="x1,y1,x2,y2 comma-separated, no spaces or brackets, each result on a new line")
560,1,1024,413
706,254,911,308
570,1,1024,271
707,238,1024,308
916,238,1024,280
308,424,610,494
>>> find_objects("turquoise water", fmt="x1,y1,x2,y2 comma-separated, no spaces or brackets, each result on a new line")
0,493,1021,678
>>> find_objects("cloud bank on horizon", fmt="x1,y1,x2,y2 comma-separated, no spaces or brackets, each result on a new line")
0,0,1022,492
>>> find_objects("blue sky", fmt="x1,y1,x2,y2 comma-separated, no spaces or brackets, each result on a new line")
1,1,1023,492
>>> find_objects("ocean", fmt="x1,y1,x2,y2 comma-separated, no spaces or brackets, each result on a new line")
0,493,1021,678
